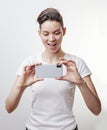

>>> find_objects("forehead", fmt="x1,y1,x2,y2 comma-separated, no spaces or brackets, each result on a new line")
40,20,62,32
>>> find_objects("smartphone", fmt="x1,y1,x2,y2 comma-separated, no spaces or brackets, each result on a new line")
35,64,63,78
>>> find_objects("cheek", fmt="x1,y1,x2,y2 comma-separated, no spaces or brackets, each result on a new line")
41,36,47,43
57,35,63,42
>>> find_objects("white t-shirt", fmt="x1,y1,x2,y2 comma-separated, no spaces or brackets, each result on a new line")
16,53,91,130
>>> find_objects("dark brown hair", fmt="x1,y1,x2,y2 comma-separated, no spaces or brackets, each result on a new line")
37,8,64,28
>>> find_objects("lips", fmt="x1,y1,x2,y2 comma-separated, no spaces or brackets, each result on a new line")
48,43,57,46
47,43,57,50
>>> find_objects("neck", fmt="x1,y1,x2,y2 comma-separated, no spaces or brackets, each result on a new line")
42,50,65,64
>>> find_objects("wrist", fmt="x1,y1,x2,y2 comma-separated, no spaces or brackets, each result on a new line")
16,83,26,91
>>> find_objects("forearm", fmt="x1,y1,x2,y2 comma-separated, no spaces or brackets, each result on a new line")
78,81,101,115
5,85,25,113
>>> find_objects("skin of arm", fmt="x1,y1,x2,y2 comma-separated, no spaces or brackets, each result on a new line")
56,58,101,115
5,63,43,113
77,76,101,115
5,76,27,113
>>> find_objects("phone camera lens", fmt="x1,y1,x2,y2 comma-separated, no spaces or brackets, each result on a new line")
56,64,62,68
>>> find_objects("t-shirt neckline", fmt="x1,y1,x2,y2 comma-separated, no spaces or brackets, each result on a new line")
39,53,68,64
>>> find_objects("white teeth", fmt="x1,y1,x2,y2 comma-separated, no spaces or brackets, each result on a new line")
48,43,56,46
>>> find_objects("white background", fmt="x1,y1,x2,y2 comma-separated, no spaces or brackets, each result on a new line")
0,0,107,130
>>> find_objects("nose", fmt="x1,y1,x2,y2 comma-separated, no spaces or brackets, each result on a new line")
49,34,55,42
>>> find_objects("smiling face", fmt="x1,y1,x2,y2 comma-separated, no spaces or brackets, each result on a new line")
38,20,66,54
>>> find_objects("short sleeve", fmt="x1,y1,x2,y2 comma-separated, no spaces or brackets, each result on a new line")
16,56,33,76
76,58,92,78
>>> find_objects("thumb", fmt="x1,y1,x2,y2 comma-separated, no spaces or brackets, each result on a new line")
34,78,44,83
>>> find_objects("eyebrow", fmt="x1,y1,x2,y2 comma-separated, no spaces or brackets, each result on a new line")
43,28,61,33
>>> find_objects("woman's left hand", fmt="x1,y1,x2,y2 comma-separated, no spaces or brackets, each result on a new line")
56,58,84,85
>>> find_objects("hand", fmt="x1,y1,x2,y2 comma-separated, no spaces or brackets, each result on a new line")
18,63,44,89
56,58,84,85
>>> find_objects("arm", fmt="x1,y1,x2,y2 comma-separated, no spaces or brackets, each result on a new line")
77,76,101,115
5,76,26,113
5,63,43,113
57,58,101,115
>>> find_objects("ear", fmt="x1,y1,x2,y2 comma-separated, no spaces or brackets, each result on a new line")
63,27,66,36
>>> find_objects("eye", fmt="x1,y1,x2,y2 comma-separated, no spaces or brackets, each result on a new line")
43,33,49,36
55,31,61,35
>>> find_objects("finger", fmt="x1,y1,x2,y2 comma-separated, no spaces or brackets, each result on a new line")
35,62,42,66
59,57,65,60
58,57,66,63
68,60,75,64
24,63,42,71
55,75,65,80
57,60,68,66
57,58,68,66
23,66,32,71
23,65,34,71
36,78,44,82
28,63,42,68
34,78,44,83
60,59,75,66
59,57,75,64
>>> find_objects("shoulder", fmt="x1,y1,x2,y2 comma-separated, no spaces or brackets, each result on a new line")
65,53,91,78
16,54,41,76
65,53,84,64
22,54,41,65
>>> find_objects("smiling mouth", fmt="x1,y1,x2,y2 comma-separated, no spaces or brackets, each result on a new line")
48,43,57,47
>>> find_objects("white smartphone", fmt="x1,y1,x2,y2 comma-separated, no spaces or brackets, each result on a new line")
35,64,63,78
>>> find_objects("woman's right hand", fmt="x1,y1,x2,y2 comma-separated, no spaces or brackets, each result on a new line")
5,63,44,113
17,63,44,89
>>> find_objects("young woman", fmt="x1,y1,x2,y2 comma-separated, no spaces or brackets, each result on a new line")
5,8,101,130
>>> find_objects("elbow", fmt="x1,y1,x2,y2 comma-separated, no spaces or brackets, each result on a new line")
92,103,102,116
94,107,101,116
5,100,14,113
93,111,101,116
5,104,13,113
5,106,13,113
